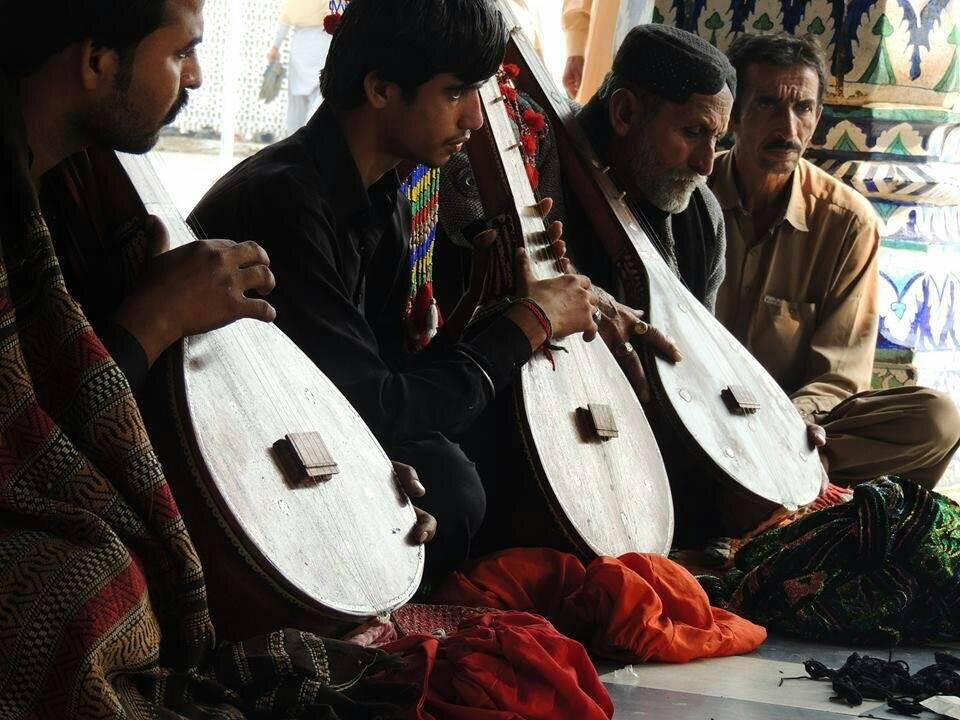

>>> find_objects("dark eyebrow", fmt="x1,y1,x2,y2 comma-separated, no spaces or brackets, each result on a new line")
449,80,485,92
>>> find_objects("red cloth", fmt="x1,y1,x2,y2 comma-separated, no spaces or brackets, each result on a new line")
376,611,613,720
433,548,767,663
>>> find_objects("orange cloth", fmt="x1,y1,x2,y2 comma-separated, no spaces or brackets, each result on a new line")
433,548,767,663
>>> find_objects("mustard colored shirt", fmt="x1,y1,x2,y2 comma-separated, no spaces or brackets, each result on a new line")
562,0,621,102
709,152,881,418
279,0,329,27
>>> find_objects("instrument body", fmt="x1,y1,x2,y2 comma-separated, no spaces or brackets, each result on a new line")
495,2,824,532
468,77,674,557
114,152,423,637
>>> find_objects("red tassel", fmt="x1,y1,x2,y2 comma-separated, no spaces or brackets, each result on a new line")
525,162,540,190
502,85,517,101
502,63,521,79
323,12,342,35
522,108,546,133
521,133,537,155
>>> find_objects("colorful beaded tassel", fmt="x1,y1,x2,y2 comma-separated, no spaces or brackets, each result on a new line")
402,164,442,348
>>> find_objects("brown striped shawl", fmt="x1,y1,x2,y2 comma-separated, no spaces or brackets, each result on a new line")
0,76,397,720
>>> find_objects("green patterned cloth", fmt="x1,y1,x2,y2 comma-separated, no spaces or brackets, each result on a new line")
700,478,960,645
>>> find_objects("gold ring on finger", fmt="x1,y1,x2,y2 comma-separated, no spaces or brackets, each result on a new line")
633,320,650,336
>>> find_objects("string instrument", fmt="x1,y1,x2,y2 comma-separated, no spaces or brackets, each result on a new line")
466,73,674,557
495,2,824,534
106,151,423,638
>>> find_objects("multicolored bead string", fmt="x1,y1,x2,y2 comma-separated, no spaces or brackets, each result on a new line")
401,164,442,348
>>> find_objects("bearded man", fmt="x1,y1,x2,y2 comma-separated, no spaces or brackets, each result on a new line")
571,24,734,314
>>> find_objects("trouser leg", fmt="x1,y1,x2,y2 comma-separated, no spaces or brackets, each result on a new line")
388,432,486,582
820,385,960,489
285,93,309,136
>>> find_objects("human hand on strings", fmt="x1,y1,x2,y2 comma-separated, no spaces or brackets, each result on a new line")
113,219,276,367
593,288,682,403
563,55,585,99
509,244,599,347
392,461,438,545
536,196,568,268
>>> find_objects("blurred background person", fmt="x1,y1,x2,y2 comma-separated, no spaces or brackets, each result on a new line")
267,0,333,136
562,0,652,101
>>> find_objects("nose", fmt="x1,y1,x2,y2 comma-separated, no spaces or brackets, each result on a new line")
773,104,799,141
184,55,203,90
689,139,716,177
460,89,485,132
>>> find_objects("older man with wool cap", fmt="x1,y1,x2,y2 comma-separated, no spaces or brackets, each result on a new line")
571,24,735,315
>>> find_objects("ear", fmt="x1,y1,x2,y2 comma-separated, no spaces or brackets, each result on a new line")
78,40,121,93
363,71,394,110
608,88,638,138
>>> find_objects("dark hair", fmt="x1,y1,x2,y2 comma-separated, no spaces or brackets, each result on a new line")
726,32,826,119
320,0,507,110
2,0,167,79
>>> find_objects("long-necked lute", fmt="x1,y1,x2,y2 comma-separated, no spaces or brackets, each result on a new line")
495,2,824,534
466,74,674,557
105,150,423,639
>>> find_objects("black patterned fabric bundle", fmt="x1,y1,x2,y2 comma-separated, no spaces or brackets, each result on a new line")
701,477,960,645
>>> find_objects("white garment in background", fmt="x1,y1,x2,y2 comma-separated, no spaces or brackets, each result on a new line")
274,23,331,136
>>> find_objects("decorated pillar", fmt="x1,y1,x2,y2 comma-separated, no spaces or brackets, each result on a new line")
655,0,960,485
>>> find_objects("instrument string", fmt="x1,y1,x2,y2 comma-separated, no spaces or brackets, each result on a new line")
625,194,696,297
495,66,561,278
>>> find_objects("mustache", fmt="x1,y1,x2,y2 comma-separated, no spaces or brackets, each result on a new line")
162,90,190,126
765,138,802,152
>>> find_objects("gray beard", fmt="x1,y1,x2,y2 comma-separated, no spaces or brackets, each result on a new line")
629,133,703,214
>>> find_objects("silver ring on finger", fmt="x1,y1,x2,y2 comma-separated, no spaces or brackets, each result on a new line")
614,341,635,358
592,309,602,325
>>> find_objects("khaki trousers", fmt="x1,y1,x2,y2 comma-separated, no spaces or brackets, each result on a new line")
821,385,960,489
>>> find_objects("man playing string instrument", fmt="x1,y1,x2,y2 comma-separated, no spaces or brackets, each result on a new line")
190,0,605,580
709,33,960,488
0,0,434,714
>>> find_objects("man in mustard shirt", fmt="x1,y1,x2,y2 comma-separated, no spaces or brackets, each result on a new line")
709,33,960,489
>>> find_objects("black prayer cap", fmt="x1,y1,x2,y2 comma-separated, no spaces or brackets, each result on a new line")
612,24,736,103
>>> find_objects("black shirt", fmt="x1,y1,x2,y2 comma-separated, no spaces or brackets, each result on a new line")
189,104,532,446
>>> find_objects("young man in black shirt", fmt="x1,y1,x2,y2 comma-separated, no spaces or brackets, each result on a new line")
190,0,601,579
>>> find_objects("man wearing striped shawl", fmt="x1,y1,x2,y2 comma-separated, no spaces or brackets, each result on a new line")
0,1,431,716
